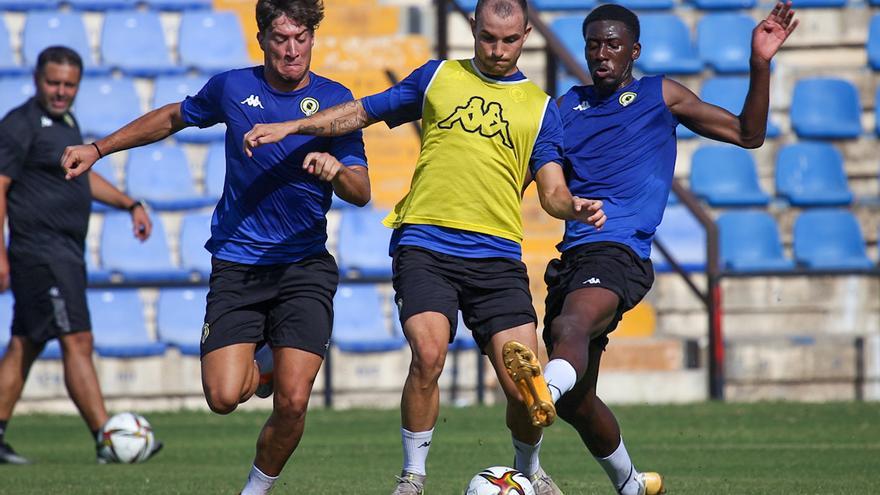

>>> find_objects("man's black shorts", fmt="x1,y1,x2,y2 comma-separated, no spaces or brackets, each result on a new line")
392,246,537,351
543,242,654,353
10,261,91,344
200,252,339,358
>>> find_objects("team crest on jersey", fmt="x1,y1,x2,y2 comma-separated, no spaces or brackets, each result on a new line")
508,86,527,103
300,97,320,116
437,96,513,149
619,91,637,107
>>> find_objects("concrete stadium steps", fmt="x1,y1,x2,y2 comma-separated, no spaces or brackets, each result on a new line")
602,335,696,372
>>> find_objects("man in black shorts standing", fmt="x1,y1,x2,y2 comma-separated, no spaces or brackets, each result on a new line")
0,46,154,464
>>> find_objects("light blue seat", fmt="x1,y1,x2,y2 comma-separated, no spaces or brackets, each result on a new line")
22,12,107,75
700,76,780,137
869,15,880,71
609,0,674,10
636,14,702,75
203,142,226,198
0,0,58,10
152,74,226,142
75,77,141,139
125,143,213,210
689,0,755,10
100,212,190,283
146,0,212,10
0,21,26,76
178,12,250,74
698,14,753,74
534,0,596,9
179,211,213,279
791,78,861,139
67,0,136,10
776,142,853,207
156,287,207,356
87,289,167,357
333,285,405,353
718,211,794,272
784,0,845,6
793,209,873,270
0,77,35,118
337,208,392,279
102,11,182,76
549,16,589,74
651,205,706,272
690,145,769,207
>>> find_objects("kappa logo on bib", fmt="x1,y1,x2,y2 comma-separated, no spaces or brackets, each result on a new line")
438,96,513,149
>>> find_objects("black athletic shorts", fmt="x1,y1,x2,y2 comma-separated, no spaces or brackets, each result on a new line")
543,242,653,353
392,246,537,352
200,252,339,358
10,261,91,344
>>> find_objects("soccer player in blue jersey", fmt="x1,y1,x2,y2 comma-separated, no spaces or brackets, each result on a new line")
60,1,369,493
243,1,605,493
535,3,798,494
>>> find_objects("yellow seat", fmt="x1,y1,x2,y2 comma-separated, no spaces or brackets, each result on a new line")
614,302,657,338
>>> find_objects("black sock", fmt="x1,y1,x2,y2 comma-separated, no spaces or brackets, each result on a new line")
90,428,100,443
0,419,8,444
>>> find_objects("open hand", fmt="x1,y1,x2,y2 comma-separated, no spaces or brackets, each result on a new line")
573,197,605,229
752,1,799,63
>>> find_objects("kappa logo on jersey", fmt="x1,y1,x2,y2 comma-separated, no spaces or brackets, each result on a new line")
240,94,264,109
619,91,637,107
300,97,319,116
40,116,52,128
573,101,591,111
582,277,601,285
437,96,513,149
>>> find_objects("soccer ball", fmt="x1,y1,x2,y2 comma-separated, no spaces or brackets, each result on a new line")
465,466,535,495
97,412,155,463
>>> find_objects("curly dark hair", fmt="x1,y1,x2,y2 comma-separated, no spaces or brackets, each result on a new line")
583,4,640,42
256,0,325,33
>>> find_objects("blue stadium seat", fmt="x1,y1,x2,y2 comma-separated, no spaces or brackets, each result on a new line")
689,0,755,10
700,76,781,137
0,0,58,10
337,208,392,279
75,77,141,139
152,74,226,142
22,12,106,75
39,340,62,359
776,142,853,207
146,0,212,10
651,205,706,272
690,145,769,207
90,160,119,214
203,142,226,198
636,15,702,75
697,14,753,74
179,12,251,73
125,143,213,210
793,209,873,270
717,211,794,271
156,287,207,356
609,0,674,10
783,0,845,7
179,211,212,279
87,289,167,357
0,21,25,76
100,212,190,283
0,77,35,118
791,78,861,139
333,285,405,352
677,123,696,139
67,0,136,10
534,0,596,9
555,73,581,99
549,16,589,75
869,15,880,71
102,11,182,77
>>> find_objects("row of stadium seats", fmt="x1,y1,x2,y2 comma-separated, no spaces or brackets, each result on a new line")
0,284,476,360
456,0,868,11
0,11,249,76
654,207,878,272
0,0,210,10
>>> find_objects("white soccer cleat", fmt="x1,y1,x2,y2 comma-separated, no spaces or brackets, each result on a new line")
392,471,425,495
529,467,564,495
634,472,665,495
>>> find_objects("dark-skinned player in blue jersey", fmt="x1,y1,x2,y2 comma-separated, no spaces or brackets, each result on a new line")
60,1,370,493
531,3,798,495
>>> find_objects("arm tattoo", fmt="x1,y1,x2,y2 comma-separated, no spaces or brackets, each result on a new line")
299,125,325,135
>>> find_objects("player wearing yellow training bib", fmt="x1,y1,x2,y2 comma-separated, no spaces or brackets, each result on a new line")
242,1,606,494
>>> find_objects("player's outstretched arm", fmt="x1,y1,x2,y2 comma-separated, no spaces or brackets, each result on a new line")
61,103,189,180
302,152,371,207
534,162,606,228
243,100,377,158
665,1,797,148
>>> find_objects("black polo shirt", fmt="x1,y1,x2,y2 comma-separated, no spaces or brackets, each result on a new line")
0,97,90,265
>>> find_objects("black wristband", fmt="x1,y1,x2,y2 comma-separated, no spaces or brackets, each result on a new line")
92,142,104,158
127,200,144,213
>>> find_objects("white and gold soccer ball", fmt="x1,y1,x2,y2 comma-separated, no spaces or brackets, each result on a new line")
97,412,155,463
465,466,535,495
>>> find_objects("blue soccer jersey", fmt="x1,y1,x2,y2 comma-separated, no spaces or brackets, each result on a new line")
558,75,678,259
362,59,564,260
181,67,367,265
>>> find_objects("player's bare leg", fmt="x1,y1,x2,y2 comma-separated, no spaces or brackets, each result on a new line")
488,324,562,495
0,336,42,464
59,331,109,433
201,342,260,414
391,311,451,494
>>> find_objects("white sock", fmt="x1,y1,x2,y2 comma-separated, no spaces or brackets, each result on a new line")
255,345,274,374
544,359,577,403
241,465,278,495
512,435,542,477
596,437,640,495
401,427,433,476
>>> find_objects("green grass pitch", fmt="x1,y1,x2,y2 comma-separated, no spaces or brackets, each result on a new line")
1,401,878,494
